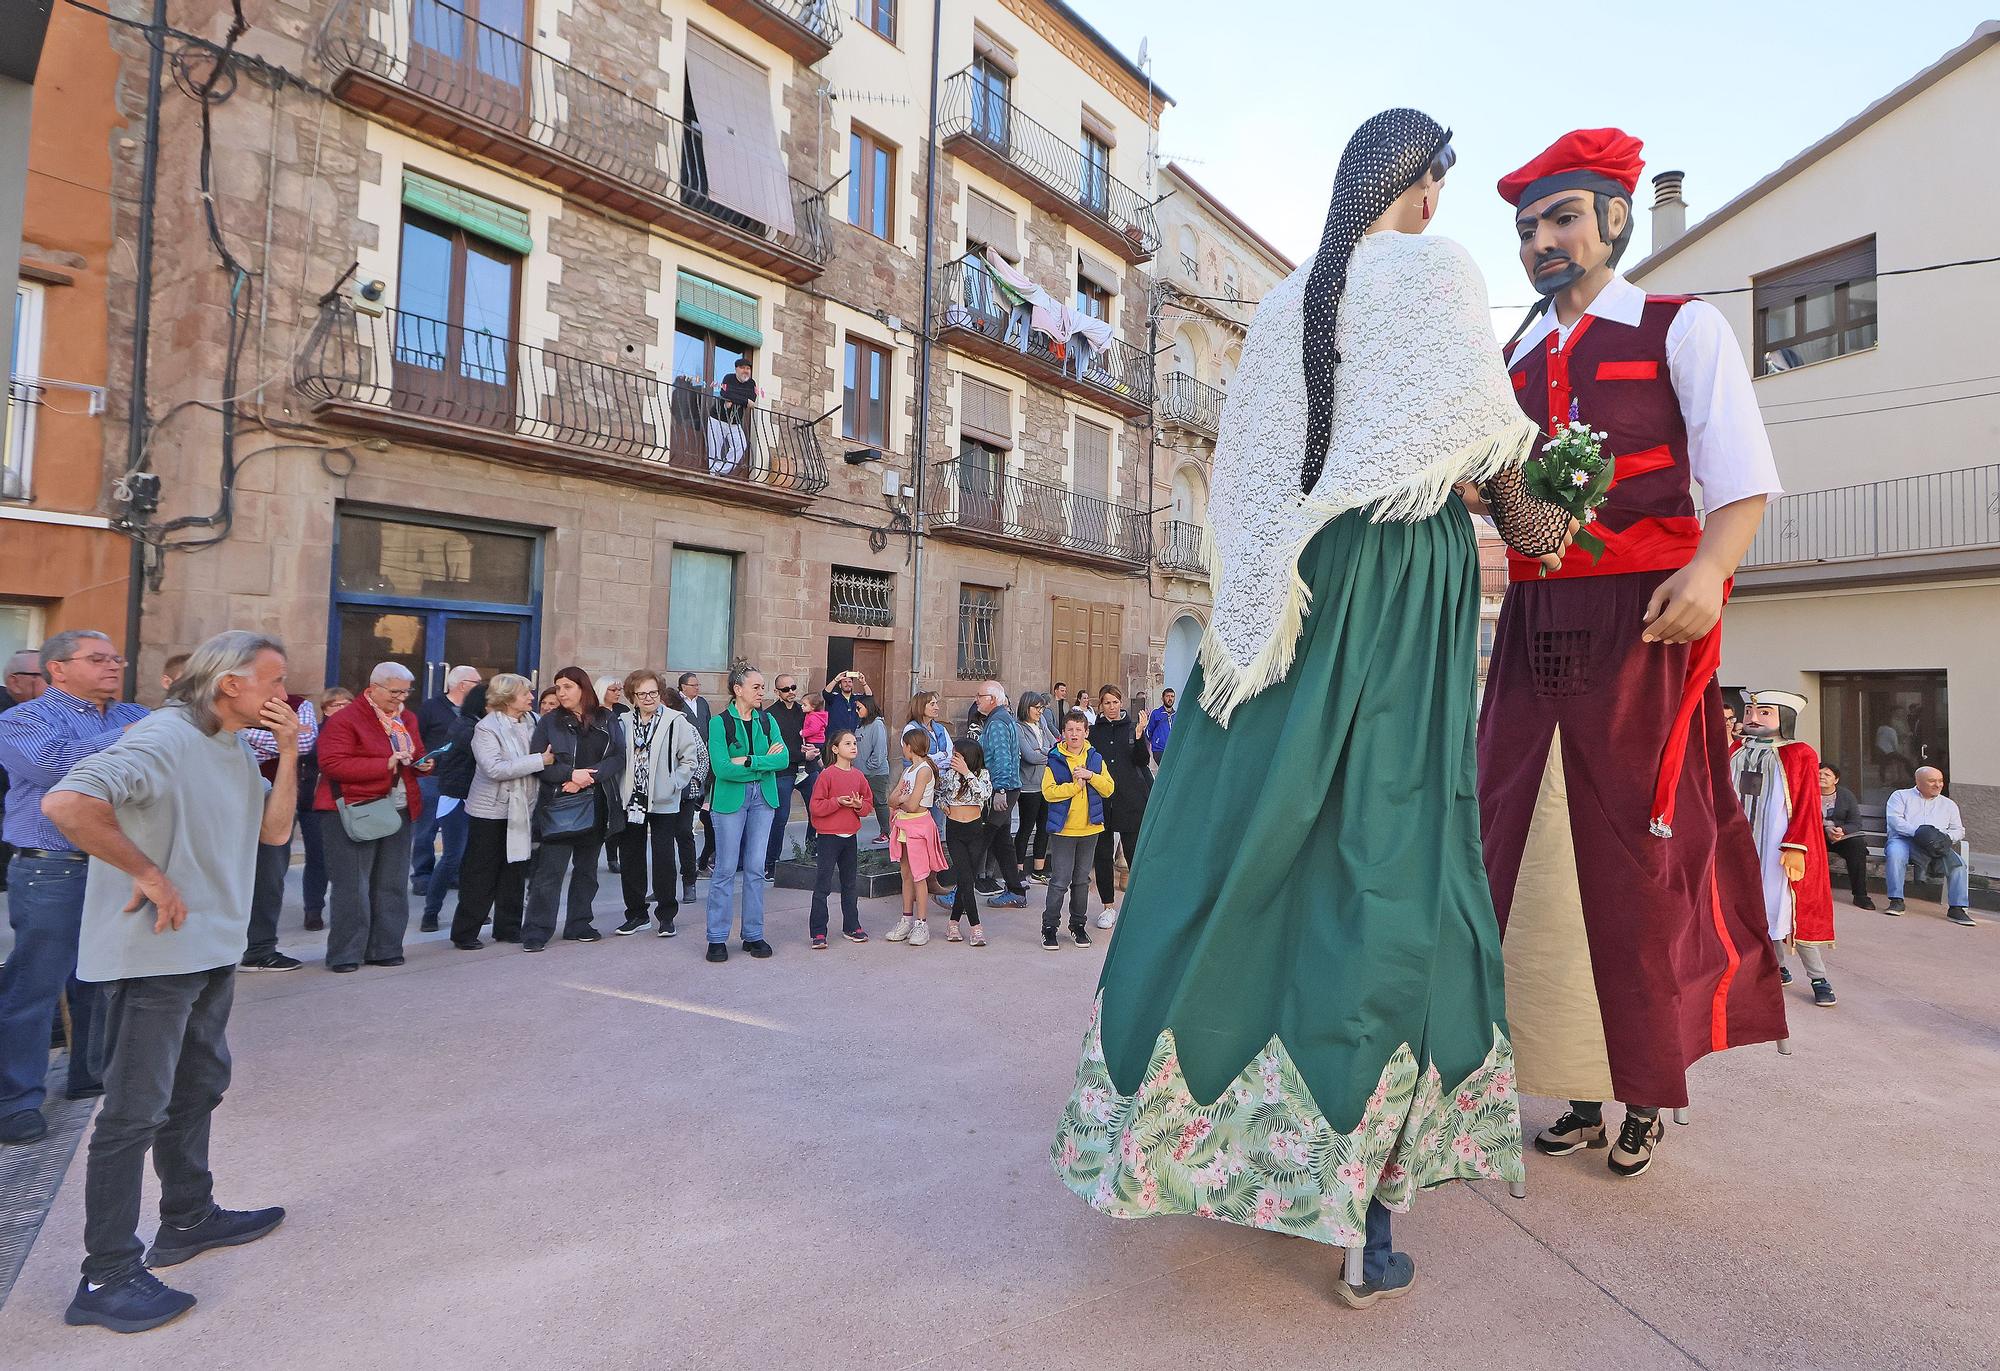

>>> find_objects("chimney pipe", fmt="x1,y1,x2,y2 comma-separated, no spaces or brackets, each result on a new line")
1651,170,1688,252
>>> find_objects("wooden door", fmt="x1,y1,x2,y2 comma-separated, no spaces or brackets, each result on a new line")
851,638,890,694
1051,597,1122,699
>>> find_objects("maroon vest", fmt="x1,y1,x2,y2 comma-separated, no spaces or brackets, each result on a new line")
1506,295,1702,581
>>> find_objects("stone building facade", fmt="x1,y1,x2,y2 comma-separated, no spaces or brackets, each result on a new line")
76,0,1283,722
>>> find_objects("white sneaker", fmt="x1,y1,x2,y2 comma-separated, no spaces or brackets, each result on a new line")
885,916,913,943
1095,907,1118,929
909,918,931,947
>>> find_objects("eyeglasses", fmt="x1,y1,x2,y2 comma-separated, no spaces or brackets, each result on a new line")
633,689,662,700
62,653,127,668
776,685,798,693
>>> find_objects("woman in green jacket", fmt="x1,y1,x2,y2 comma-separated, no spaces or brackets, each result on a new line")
703,664,789,964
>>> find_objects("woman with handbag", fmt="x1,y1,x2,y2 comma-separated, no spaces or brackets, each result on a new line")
614,671,705,938
450,674,552,948
314,662,433,972
521,668,626,951
703,664,789,964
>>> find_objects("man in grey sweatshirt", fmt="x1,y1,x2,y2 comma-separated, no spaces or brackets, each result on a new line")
42,631,301,1334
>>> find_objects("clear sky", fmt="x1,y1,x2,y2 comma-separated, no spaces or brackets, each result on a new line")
1073,1,1993,313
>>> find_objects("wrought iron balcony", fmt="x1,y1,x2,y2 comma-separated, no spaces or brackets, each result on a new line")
296,300,828,505
937,71,1159,263
1159,372,1223,438
1156,518,1207,577
934,257,1152,419
701,0,842,65
924,458,1151,571
1740,464,2000,581
317,0,830,282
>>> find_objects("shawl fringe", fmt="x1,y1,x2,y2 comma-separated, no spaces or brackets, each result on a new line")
1198,416,1538,726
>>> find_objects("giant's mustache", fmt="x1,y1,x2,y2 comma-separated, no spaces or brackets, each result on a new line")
1532,250,1575,277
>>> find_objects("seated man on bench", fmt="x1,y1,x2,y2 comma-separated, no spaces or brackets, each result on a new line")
1884,766,1975,927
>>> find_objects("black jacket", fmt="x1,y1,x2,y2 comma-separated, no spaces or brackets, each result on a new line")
530,707,628,838
768,699,807,771
1822,785,1862,837
1088,715,1153,816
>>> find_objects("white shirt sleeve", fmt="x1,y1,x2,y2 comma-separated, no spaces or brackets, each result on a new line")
1944,797,1966,843
1665,300,1783,513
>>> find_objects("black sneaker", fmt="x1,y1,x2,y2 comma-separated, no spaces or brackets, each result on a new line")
146,1204,286,1268
1533,1110,1607,1155
1072,929,1092,947
452,938,484,951
744,939,773,958
843,928,869,943
682,881,699,901
974,882,1005,897
657,914,678,938
1042,932,1060,950
1885,899,1905,915
522,942,546,953
616,917,650,936
1810,978,1837,1007
1854,895,1876,911
706,942,729,963
418,916,439,933
492,930,522,944
763,865,776,881
1778,965,1792,985
1947,906,1977,927
1607,1112,1665,1178
1333,1251,1417,1310
565,928,603,944
240,952,303,972
363,956,405,968
0,1107,49,1144
65,1267,195,1333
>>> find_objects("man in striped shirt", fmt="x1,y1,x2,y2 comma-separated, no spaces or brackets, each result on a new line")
0,630,147,1144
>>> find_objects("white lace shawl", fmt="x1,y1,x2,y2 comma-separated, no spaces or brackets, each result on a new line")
1198,231,1538,724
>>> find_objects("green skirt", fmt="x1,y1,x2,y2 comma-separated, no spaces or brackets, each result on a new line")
1052,503,1524,1244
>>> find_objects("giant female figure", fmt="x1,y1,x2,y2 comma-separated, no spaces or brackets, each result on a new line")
1051,110,1570,1305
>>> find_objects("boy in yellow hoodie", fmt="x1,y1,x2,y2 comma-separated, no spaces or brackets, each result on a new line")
1040,709,1115,949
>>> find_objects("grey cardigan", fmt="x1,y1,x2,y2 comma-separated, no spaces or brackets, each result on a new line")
1017,715,1054,787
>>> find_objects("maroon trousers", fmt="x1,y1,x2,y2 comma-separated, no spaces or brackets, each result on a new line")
1477,569,1786,1109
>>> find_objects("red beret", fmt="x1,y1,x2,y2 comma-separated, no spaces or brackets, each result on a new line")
1498,128,1645,207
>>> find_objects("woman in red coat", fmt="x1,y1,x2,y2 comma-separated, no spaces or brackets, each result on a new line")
315,662,432,972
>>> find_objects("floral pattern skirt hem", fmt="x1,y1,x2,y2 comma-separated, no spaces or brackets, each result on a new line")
1052,994,1525,1246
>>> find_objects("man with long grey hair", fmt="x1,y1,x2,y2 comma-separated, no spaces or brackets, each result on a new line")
0,629,146,1146
43,631,300,1333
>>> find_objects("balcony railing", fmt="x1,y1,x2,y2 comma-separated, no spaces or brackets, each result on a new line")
701,0,842,64
934,257,1152,417
1159,372,1223,438
924,458,1150,569
1156,518,1206,576
937,70,1160,262
1741,464,2000,570
317,0,830,281
296,301,828,501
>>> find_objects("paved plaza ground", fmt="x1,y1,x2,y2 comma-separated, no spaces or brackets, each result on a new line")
0,861,1994,1369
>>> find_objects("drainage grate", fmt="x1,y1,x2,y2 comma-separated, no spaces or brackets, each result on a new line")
0,1059,96,1310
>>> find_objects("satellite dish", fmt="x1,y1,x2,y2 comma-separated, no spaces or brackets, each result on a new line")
1137,37,1149,67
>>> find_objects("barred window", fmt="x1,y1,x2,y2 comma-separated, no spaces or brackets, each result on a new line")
956,584,1000,680
830,566,893,627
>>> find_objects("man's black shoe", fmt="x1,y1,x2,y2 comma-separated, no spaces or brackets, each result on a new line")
0,1107,48,1144
744,939,773,958
240,952,303,972
522,942,547,953
364,956,405,968
763,865,776,881
616,917,650,936
65,1267,195,1333
1072,929,1092,947
1855,895,1877,911
418,916,439,932
657,914,678,938
1885,899,1905,915
564,928,603,943
706,942,729,963
492,930,522,944
1041,932,1060,950
452,937,484,950
329,963,359,973
682,881,699,901
1947,906,1978,927
146,1204,286,1268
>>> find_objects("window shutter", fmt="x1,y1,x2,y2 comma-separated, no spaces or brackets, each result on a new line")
1073,419,1110,493
683,30,798,235
675,271,764,348
401,172,533,255
1756,237,1876,296
958,376,1014,449
972,27,1019,77
965,190,1020,263
1077,251,1121,296
1080,107,1118,149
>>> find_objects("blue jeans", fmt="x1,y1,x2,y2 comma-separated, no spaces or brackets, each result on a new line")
707,790,776,943
424,801,471,919
410,775,441,886
0,854,102,1115
1885,833,1969,906
1363,1198,1392,1281
763,769,799,872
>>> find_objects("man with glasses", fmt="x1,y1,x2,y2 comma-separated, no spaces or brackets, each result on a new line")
762,675,817,880
0,630,147,1144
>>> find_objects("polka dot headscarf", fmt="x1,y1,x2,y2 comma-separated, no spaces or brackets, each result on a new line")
1300,108,1452,494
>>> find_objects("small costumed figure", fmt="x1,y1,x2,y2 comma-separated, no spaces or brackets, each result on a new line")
1477,128,1789,1182
1732,691,1838,1007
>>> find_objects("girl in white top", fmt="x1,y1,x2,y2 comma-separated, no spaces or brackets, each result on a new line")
886,729,947,946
